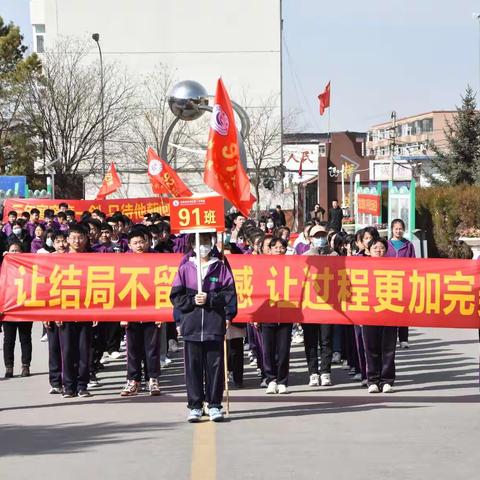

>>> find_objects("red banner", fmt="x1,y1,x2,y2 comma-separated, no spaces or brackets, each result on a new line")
2,197,170,223
357,194,381,216
1,254,479,329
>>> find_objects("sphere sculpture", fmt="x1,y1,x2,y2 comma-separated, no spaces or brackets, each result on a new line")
167,80,209,121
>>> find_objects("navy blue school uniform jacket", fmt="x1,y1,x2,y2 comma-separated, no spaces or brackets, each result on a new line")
170,257,237,342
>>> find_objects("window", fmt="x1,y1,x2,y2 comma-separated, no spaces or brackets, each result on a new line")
423,118,433,132
33,24,45,53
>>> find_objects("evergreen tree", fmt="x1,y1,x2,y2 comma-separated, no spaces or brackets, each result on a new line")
0,16,41,175
428,86,480,185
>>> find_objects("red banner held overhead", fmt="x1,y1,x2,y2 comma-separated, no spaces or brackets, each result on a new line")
357,194,381,216
1,254,479,329
2,197,170,223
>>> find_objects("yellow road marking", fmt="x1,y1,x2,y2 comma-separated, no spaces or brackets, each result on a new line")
191,421,216,480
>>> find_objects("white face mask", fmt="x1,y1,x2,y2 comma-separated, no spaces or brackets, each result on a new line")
46,238,54,248
13,228,22,236
198,245,212,258
313,237,327,248
267,222,274,229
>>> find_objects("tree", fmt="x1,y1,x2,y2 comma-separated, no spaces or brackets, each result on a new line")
22,37,137,176
242,93,298,215
0,16,41,175
428,86,480,185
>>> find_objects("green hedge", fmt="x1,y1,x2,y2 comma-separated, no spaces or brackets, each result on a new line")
416,186,479,258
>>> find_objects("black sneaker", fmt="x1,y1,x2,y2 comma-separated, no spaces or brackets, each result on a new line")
78,390,92,397
4,367,13,378
21,366,30,377
62,390,76,398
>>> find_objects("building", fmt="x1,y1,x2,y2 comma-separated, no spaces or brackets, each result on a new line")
366,111,456,185
29,0,282,202
283,132,370,228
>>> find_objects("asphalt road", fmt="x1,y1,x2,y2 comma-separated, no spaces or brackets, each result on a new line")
0,325,479,480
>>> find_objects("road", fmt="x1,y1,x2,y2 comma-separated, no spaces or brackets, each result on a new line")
0,325,479,480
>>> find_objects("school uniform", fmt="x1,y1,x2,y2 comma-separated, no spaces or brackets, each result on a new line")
362,325,397,387
386,238,416,344
303,323,333,375
125,322,161,381
226,325,245,386
170,255,237,410
59,321,93,393
3,321,33,369
262,322,293,385
46,322,62,388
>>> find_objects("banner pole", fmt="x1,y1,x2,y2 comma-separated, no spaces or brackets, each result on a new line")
195,231,202,293
219,232,230,416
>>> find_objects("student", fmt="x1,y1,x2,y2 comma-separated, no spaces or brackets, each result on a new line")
26,208,42,237
2,242,33,378
41,232,69,393
58,224,94,398
170,233,237,422
363,237,398,394
30,224,46,253
261,237,292,394
302,225,336,387
386,218,415,349
120,230,162,397
2,210,18,237
8,219,32,252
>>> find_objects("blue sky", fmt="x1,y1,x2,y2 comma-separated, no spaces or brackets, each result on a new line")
2,0,479,131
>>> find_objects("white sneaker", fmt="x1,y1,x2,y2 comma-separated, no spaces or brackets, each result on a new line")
361,379,368,387
100,352,110,365
266,381,278,394
109,351,123,360
260,378,268,388
40,334,48,342
342,360,350,370
368,384,380,393
320,373,332,386
160,356,172,368
308,373,320,386
400,341,409,349
353,373,362,381
277,384,288,394
382,383,394,393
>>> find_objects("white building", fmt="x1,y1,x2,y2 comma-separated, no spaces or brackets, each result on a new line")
29,0,283,207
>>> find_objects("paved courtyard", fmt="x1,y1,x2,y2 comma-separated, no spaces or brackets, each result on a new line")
0,325,479,480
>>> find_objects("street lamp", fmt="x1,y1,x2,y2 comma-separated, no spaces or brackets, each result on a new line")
92,32,106,176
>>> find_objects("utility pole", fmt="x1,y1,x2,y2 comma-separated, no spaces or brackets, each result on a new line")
390,110,397,181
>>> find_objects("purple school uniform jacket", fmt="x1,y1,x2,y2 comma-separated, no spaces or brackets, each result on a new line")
170,258,237,342
30,237,44,253
386,239,416,258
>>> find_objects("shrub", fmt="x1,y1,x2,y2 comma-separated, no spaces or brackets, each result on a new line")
416,185,480,258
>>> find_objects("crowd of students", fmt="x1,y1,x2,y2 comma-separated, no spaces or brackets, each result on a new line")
0,202,417,422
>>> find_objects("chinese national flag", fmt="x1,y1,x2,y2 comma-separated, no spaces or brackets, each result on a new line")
204,78,255,217
146,147,192,197
318,81,331,116
96,162,122,200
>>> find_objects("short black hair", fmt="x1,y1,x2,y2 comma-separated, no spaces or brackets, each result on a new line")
57,211,66,220
68,224,88,237
30,208,40,215
59,202,69,209
53,231,68,242
7,240,25,252
65,209,76,217
7,210,17,217
269,237,288,249
100,222,113,232
44,209,55,217
128,230,147,242
88,219,102,231
368,237,388,251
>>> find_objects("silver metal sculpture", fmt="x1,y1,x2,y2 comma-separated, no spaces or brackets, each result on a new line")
161,80,250,168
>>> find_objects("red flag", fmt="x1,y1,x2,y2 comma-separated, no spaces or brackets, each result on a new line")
204,78,255,217
96,162,122,200
146,147,192,197
318,81,331,116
